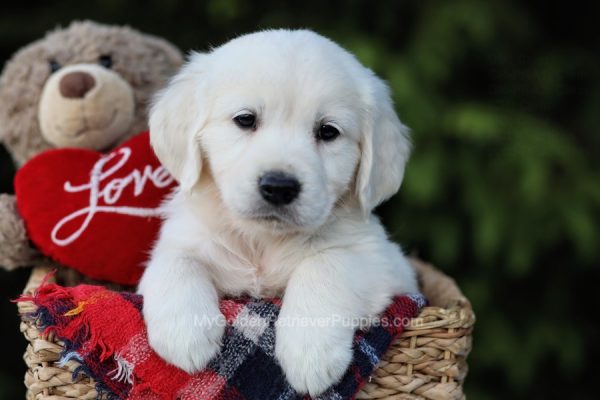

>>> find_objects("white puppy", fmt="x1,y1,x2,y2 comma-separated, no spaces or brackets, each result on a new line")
138,29,418,396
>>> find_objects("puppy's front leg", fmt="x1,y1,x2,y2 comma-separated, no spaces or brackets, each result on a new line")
275,254,376,396
138,249,224,374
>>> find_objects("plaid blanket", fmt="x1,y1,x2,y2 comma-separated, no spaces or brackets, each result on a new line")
20,278,426,400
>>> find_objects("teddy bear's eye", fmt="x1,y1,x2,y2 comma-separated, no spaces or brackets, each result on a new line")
48,59,61,74
99,54,113,69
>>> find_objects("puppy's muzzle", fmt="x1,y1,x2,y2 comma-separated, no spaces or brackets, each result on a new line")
258,171,301,206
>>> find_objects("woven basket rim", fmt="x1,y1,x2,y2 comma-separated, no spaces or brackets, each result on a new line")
18,259,474,400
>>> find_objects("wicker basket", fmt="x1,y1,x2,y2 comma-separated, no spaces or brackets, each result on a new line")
18,260,474,400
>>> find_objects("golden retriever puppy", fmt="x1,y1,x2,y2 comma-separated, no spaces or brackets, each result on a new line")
139,29,417,396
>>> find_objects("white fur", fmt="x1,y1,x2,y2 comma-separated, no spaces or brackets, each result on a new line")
138,29,417,396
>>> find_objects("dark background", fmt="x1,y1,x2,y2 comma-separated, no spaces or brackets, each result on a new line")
1,1,599,399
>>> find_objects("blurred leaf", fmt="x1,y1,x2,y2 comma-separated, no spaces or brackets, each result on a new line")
403,146,444,204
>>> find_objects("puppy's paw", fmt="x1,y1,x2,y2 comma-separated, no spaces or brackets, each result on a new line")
145,310,225,374
275,324,353,396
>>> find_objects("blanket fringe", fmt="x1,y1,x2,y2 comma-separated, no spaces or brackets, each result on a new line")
58,351,83,367
109,353,134,385
16,272,126,399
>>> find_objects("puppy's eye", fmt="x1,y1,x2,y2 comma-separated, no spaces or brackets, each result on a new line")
316,123,340,142
233,113,256,130
49,59,61,74
99,54,113,69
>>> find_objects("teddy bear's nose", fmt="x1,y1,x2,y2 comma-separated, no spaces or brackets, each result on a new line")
59,71,96,99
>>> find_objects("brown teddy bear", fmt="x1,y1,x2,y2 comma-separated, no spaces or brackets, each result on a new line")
0,20,182,271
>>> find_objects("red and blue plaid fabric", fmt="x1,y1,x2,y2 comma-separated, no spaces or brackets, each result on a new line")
20,279,426,400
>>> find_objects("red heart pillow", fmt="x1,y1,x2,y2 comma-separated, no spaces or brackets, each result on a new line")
15,132,177,285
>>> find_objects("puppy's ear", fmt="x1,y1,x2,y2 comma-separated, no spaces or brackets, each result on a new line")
356,74,411,215
149,52,208,192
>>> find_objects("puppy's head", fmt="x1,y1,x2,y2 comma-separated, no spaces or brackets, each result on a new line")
150,30,410,233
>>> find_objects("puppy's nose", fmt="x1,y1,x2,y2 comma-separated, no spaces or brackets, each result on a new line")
259,171,301,206
59,71,96,98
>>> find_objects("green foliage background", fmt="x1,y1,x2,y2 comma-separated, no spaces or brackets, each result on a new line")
0,1,598,399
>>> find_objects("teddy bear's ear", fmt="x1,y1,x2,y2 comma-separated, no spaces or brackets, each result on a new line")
0,60,17,145
0,83,6,143
0,43,53,166
149,52,207,193
144,35,184,68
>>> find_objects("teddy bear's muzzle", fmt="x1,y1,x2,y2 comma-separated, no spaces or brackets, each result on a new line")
59,71,96,99
38,64,135,150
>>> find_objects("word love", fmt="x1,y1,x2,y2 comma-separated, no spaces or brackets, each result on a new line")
51,147,175,246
